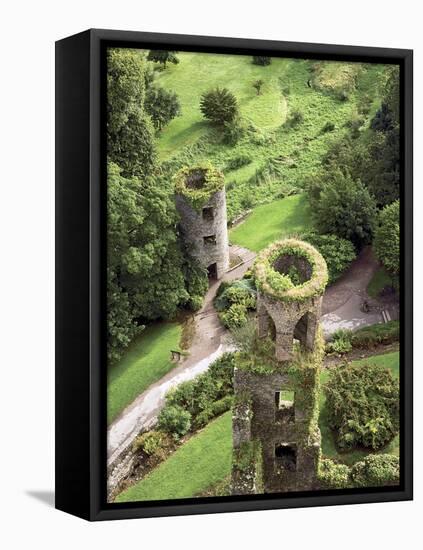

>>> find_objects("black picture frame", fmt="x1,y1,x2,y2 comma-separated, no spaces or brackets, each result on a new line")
55,28,413,521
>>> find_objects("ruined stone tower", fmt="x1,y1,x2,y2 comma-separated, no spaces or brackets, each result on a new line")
232,239,328,495
174,163,229,280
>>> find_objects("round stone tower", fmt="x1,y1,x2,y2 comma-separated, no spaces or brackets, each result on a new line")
174,163,229,280
253,239,328,361
231,239,329,495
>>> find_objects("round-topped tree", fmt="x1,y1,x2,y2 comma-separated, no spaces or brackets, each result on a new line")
253,238,328,361
174,162,229,280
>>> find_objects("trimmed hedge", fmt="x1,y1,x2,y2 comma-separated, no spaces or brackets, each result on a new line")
351,321,399,349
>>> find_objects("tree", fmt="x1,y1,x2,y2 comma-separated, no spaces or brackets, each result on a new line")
373,200,400,280
325,362,399,450
200,87,239,126
107,49,156,178
147,50,179,68
145,86,181,131
107,164,190,361
310,171,377,249
252,56,271,66
252,79,264,95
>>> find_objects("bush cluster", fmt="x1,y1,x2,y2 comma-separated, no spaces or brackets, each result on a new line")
350,454,400,487
215,279,257,330
318,458,351,489
325,362,399,450
132,430,172,460
351,321,399,349
301,232,356,284
318,454,399,489
325,329,353,355
159,353,236,436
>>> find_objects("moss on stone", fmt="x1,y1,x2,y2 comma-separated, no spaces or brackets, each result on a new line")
253,238,328,302
173,162,225,210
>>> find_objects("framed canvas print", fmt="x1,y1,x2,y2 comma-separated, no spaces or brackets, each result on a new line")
55,29,413,521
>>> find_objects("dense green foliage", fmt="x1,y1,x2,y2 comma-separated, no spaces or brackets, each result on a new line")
301,232,356,284
215,279,257,330
160,353,235,433
350,454,399,487
132,430,172,460
145,86,181,131
200,87,239,126
351,320,399,349
252,56,271,66
318,458,351,489
107,49,156,178
107,50,208,363
147,50,179,67
308,171,377,249
325,329,353,355
325,362,399,450
158,405,192,439
115,412,232,502
107,323,181,424
374,200,400,282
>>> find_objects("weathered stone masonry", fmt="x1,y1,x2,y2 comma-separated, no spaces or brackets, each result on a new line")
232,239,328,495
174,164,229,280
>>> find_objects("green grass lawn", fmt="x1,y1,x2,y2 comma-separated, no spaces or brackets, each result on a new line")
115,412,232,502
108,323,182,424
319,351,400,465
229,194,312,252
150,52,388,223
154,53,288,157
367,266,394,298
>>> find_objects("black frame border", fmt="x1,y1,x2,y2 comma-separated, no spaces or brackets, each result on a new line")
55,28,413,521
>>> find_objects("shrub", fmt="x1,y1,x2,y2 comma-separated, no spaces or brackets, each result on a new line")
165,353,235,425
351,320,399,349
310,171,377,250
144,86,181,131
219,303,248,329
318,458,351,489
253,79,264,95
200,87,239,126
326,329,353,355
158,405,191,439
301,232,356,284
325,362,399,450
194,396,234,428
147,50,179,68
188,295,203,311
252,56,271,66
225,154,252,171
374,200,400,281
132,430,171,460
223,115,246,145
322,121,336,133
350,454,399,487
287,109,304,127
214,279,257,312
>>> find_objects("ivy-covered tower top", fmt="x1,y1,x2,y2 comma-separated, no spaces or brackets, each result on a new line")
253,239,328,361
174,163,230,280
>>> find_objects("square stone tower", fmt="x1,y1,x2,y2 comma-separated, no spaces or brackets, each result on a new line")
232,239,328,495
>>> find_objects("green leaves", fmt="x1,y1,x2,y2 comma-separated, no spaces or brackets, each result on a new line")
374,200,400,279
199,87,239,126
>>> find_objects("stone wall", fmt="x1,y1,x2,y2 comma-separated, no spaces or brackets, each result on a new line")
175,188,229,279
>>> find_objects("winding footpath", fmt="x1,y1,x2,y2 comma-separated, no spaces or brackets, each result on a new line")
107,245,256,468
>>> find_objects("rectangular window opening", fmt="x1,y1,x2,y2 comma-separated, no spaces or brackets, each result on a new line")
275,443,297,471
275,390,295,423
203,234,217,245
202,207,214,221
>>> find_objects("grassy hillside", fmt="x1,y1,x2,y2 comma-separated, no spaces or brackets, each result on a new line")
150,53,387,222
108,323,181,424
115,412,232,502
229,193,312,252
